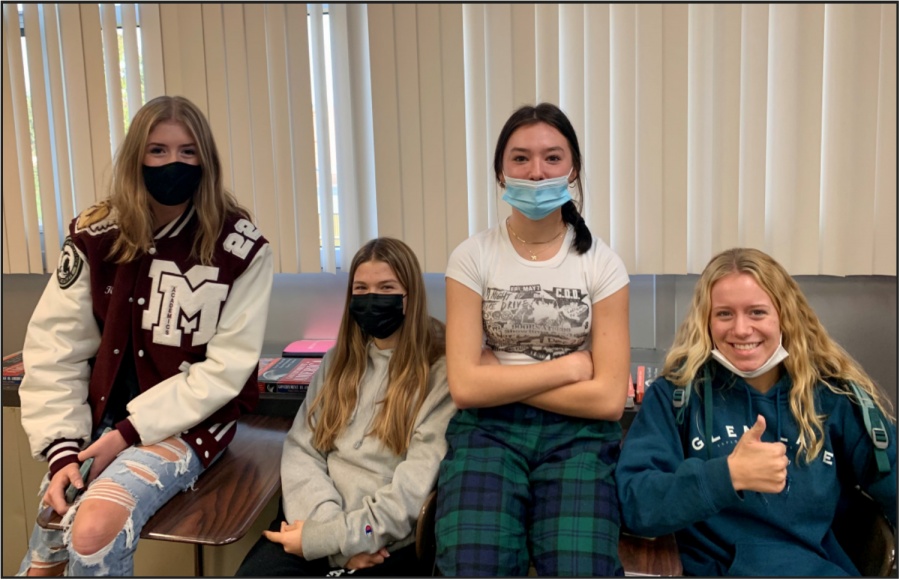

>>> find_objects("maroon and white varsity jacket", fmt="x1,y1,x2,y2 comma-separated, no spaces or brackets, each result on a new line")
19,201,273,476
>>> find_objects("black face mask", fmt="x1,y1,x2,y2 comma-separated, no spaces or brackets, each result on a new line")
348,293,406,340
143,162,202,206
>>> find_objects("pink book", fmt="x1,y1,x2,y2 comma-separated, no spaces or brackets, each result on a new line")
282,340,336,358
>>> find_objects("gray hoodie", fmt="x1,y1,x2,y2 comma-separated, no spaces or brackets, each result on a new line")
281,342,455,567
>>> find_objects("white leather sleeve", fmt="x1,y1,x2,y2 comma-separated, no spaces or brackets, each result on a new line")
19,244,100,460
124,244,274,444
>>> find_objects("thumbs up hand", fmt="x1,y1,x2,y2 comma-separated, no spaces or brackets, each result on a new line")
727,415,789,493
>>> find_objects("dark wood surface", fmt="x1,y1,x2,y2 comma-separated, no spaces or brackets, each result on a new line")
38,414,293,546
619,532,683,577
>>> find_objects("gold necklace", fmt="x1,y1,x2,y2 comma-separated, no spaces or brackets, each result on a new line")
506,218,565,261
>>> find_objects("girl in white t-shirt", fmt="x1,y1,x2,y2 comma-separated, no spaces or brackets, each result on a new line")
434,103,631,576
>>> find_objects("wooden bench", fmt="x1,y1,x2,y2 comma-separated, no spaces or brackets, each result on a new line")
39,414,293,576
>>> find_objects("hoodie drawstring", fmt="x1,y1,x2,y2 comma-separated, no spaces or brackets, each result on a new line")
703,364,713,460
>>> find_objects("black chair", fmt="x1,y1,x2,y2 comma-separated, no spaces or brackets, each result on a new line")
832,486,896,577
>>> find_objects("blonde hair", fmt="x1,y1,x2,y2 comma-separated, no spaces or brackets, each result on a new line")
108,96,250,265
663,248,893,463
307,238,446,456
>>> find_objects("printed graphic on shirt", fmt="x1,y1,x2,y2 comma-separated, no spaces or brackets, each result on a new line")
57,237,84,289
141,260,229,347
74,201,119,236
482,284,590,361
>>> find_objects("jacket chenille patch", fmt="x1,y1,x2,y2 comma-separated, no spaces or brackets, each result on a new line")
57,237,83,289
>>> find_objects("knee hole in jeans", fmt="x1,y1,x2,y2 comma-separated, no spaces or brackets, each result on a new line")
69,483,135,556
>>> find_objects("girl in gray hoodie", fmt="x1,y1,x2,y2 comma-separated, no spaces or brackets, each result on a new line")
237,238,455,577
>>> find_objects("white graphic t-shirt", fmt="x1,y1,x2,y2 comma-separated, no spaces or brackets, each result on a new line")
446,222,629,365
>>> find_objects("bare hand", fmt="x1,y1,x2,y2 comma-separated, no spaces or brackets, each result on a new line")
77,429,128,484
43,463,84,516
727,415,789,493
263,520,305,556
480,347,500,366
564,350,594,383
346,548,391,570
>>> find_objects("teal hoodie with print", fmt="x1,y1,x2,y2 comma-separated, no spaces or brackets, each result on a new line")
616,360,896,577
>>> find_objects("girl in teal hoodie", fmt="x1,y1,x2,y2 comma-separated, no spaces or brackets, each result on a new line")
616,248,896,576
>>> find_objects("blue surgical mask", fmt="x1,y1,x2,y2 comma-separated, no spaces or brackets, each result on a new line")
501,171,573,221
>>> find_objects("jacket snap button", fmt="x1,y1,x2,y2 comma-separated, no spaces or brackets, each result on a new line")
204,451,209,458
113,349,120,355
138,350,144,357
137,298,145,305
149,247,157,255
129,297,133,303
100,396,105,401
196,438,203,445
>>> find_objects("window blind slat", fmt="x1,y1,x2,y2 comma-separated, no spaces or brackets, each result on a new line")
308,3,335,273
635,4,663,274
661,5,688,274
57,4,96,215
873,5,897,276
43,5,76,231
201,4,232,192
24,3,62,270
440,4,469,259
285,4,320,273
584,4,611,246
462,4,487,235
394,4,426,266
737,5,768,252
329,3,361,271
347,4,378,247
120,4,142,118
80,4,113,203
367,4,404,242
559,4,585,148
177,4,208,117
610,4,637,272
2,10,30,273
416,3,448,273
137,4,164,100
764,4,824,274
244,4,281,272
100,3,124,150
265,3,299,273
484,4,513,230
4,3,43,273
158,4,182,97
222,4,255,220
511,4,535,109
535,4,558,105
820,5,881,276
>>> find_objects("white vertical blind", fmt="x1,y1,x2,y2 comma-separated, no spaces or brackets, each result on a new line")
3,8,30,273
4,3,43,273
873,4,897,276
138,4,164,100
99,3,124,150
24,4,61,269
462,4,487,236
40,4,76,233
309,4,336,273
120,4,142,120
285,4,321,274
3,3,895,278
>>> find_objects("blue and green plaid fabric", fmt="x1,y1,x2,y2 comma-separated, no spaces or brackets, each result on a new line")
435,403,624,576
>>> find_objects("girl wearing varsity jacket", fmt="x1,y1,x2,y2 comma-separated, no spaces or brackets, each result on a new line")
17,96,273,576
616,248,897,576
237,238,455,577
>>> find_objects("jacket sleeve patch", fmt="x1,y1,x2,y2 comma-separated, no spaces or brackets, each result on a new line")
57,237,84,289
223,219,262,260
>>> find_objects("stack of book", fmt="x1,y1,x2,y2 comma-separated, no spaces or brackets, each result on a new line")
3,352,25,388
257,340,336,397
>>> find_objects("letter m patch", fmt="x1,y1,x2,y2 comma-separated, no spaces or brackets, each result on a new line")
141,261,229,347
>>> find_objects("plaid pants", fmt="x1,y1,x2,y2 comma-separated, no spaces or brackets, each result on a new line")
435,403,623,576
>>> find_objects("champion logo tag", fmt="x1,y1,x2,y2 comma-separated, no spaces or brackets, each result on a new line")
364,524,372,537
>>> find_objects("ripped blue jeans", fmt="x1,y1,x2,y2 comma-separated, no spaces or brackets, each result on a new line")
17,435,204,576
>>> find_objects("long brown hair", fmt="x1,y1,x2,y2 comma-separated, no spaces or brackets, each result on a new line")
108,96,250,265
307,238,446,455
663,248,893,462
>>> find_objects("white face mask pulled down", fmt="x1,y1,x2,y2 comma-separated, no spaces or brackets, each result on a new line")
710,335,789,379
